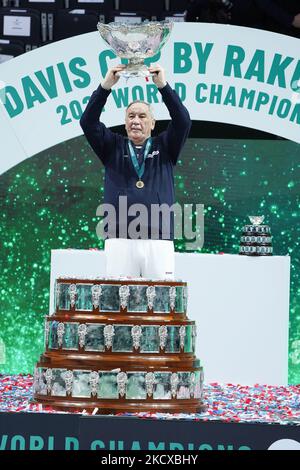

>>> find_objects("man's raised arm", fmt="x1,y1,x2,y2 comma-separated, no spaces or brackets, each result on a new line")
149,64,191,165
79,65,125,165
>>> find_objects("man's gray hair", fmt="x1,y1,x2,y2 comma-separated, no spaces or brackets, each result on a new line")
126,100,155,119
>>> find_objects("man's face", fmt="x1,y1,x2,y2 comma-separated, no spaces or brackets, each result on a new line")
125,102,155,145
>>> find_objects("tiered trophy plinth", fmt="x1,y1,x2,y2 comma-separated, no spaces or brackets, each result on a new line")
33,278,205,414
239,216,273,256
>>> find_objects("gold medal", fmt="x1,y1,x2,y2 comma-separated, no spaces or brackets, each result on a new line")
136,180,144,189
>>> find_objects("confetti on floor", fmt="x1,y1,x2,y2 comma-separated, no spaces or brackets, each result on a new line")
0,375,299,425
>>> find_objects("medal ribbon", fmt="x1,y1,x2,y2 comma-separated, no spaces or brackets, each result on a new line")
128,137,152,181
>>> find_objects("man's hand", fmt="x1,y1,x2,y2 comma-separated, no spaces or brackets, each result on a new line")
101,65,126,90
292,13,300,28
149,64,167,89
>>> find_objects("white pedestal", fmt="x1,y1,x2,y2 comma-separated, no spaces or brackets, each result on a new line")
50,249,290,386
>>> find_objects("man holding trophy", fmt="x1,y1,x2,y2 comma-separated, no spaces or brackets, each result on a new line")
80,21,191,279
80,62,191,279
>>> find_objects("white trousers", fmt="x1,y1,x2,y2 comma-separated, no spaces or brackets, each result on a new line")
105,239,175,280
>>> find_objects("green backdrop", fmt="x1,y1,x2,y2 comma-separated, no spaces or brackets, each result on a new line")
0,136,299,383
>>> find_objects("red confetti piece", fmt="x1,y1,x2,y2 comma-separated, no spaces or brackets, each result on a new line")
0,374,299,424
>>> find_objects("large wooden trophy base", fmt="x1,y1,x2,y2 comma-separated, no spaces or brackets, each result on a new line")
33,279,206,414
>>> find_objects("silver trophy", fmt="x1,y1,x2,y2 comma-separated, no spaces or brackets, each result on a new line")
97,21,173,78
239,215,273,256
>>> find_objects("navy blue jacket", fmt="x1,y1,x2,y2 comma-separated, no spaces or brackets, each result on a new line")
80,83,191,240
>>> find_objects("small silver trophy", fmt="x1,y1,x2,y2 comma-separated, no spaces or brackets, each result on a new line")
239,215,273,256
97,21,173,78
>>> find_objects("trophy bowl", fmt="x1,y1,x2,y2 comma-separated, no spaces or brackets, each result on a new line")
97,21,173,78
249,215,265,225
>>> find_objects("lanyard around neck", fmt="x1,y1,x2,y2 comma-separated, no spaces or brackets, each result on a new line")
127,137,152,180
